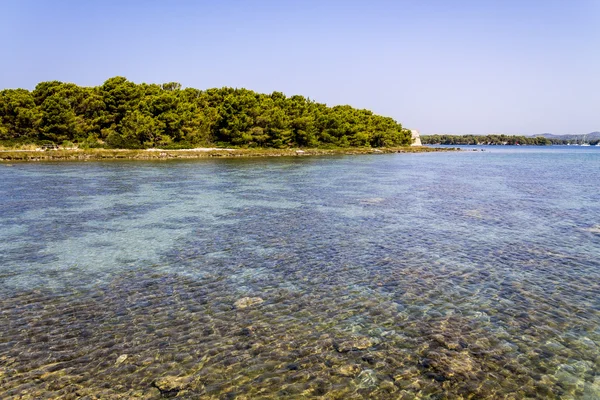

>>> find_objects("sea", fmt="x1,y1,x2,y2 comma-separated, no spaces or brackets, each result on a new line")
1,145,599,399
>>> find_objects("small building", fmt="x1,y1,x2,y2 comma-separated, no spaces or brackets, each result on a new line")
410,130,422,146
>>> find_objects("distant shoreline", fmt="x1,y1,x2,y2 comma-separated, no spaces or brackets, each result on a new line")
0,146,458,162
421,133,600,146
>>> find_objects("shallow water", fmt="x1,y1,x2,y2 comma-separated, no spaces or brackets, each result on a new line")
1,147,600,399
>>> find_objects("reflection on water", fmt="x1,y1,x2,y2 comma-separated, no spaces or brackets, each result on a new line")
1,148,600,399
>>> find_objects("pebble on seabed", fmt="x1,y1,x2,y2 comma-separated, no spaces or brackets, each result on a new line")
234,296,264,309
152,376,191,396
115,354,128,365
334,336,378,353
337,364,361,377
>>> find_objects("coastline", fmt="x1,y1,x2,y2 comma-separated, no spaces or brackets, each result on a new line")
0,146,457,162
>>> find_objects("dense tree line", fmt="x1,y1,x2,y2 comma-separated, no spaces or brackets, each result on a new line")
421,134,569,146
0,77,412,148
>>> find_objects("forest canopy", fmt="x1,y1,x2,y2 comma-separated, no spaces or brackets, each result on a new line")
0,77,412,149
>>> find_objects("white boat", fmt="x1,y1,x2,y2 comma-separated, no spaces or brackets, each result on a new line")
581,143,591,147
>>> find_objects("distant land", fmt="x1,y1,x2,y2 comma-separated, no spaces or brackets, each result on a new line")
421,131,600,146
421,132,600,146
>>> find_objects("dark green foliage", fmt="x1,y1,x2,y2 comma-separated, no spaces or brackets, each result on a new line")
39,95,76,142
421,134,568,146
0,89,40,141
0,77,411,148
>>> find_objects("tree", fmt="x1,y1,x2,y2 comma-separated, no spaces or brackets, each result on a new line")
101,76,141,128
40,95,76,142
0,77,413,148
162,82,182,91
118,110,165,148
0,89,40,141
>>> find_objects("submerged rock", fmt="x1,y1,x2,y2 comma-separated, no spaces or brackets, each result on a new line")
234,297,264,309
334,336,377,352
115,354,128,365
239,326,255,336
152,376,190,397
286,363,300,371
433,351,477,379
432,334,462,350
337,364,361,377
555,369,583,391
357,369,379,388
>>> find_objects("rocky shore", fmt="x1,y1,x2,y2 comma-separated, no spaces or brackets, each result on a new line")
0,146,457,162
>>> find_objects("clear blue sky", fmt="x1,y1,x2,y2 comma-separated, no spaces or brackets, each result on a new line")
2,0,598,135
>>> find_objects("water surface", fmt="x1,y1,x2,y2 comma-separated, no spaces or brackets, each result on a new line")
1,147,600,399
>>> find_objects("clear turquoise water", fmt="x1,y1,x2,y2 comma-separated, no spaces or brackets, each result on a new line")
1,147,600,399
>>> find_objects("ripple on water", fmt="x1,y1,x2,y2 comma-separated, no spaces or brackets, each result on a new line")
1,152,600,398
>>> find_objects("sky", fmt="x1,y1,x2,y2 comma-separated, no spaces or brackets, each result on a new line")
1,0,599,135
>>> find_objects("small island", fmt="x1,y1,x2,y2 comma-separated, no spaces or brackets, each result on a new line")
0,77,422,154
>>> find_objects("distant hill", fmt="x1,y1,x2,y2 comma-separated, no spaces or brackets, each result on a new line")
535,132,600,141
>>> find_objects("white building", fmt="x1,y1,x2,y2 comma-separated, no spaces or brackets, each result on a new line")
410,130,422,146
